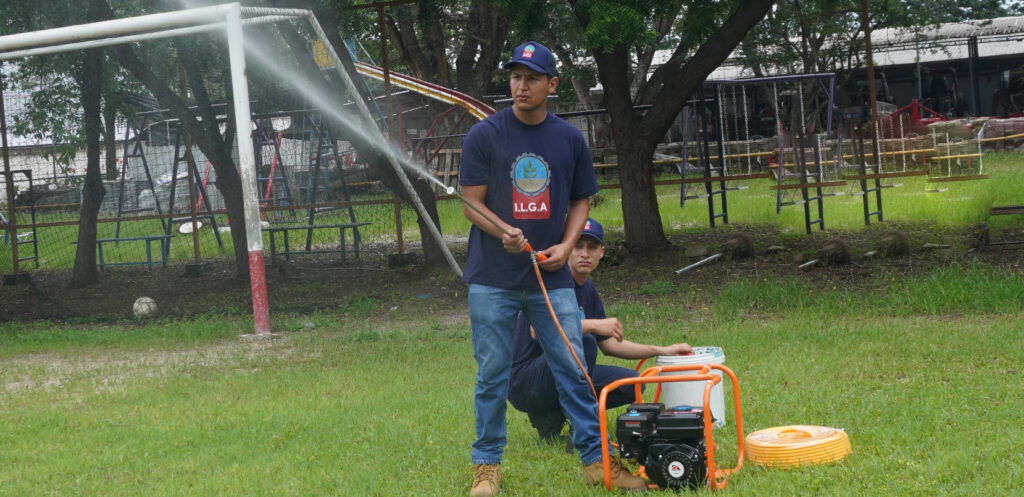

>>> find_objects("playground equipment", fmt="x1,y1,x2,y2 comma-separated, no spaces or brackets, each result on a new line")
354,62,494,121
114,117,168,239
0,169,38,269
858,100,988,196
675,73,849,233
674,232,754,275
255,115,298,220
924,121,987,192
598,362,745,491
668,72,998,232
766,74,850,233
676,81,773,227
113,116,225,264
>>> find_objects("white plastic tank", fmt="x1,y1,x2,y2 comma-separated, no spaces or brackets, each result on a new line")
655,346,726,427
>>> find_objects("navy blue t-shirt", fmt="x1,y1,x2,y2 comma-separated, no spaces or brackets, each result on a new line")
460,108,598,291
510,279,607,386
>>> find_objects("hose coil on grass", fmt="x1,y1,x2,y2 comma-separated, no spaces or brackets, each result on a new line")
745,425,851,468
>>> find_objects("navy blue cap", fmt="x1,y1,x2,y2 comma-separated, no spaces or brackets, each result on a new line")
581,218,604,245
503,41,557,77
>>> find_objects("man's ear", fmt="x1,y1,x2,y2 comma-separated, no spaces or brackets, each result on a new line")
548,76,559,94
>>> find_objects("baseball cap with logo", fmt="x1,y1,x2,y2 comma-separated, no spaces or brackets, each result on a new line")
503,41,558,77
581,218,604,245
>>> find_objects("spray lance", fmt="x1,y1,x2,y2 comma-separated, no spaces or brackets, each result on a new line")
445,186,548,262
447,185,597,398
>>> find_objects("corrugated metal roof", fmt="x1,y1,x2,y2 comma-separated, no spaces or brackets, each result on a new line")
656,15,1024,81
873,39,1024,66
872,15,1024,46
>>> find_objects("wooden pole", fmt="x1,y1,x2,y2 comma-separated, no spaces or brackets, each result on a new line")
859,0,878,123
0,71,19,277
179,62,202,264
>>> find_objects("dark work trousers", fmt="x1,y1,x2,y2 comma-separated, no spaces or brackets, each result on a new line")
508,335,641,415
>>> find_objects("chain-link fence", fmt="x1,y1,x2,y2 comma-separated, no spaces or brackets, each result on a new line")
1,73,463,277
1,108,452,274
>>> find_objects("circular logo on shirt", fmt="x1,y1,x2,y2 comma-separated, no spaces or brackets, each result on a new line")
511,153,551,197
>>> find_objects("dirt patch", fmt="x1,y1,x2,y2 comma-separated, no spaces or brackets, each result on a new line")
1,336,296,393
1,222,1021,323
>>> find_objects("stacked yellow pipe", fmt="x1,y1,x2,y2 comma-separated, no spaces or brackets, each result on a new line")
745,425,850,468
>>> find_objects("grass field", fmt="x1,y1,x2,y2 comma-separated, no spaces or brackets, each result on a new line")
2,150,1023,495
2,261,1023,496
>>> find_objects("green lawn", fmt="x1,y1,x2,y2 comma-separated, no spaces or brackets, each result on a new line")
2,263,1022,496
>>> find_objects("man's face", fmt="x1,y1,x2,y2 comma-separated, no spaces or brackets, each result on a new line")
509,65,557,114
569,236,605,278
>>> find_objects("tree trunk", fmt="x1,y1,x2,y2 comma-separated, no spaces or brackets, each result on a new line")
583,0,775,251
411,178,443,263
453,0,509,97
542,37,611,147
70,0,106,288
614,136,667,251
597,49,670,251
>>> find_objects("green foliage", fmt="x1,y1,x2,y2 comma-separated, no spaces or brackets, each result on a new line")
499,0,549,41
326,0,377,41
673,1,735,52
569,0,691,54
1,1,144,176
581,0,651,53
9,56,87,170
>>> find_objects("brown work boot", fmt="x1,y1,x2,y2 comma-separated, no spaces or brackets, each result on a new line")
469,464,500,497
583,456,648,490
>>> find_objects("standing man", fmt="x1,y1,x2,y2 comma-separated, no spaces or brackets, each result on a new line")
509,218,693,440
460,42,646,497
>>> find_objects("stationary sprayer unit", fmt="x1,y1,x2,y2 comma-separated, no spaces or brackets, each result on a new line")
454,188,746,490
598,364,746,491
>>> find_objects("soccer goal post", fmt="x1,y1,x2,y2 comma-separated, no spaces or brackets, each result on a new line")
0,3,458,333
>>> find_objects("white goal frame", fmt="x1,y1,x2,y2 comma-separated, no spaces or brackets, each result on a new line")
0,3,458,333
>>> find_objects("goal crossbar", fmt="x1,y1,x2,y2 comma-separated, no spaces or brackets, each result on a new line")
0,8,306,61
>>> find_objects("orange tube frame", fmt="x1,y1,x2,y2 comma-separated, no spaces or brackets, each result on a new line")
598,364,745,491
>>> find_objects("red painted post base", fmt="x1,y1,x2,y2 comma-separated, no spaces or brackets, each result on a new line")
248,250,271,334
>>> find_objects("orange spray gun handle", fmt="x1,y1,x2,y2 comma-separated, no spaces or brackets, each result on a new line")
524,243,548,262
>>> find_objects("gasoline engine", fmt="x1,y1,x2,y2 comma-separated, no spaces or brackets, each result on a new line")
616,403,707,490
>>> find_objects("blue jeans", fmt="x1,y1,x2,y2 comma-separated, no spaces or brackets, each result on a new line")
468,283,607,466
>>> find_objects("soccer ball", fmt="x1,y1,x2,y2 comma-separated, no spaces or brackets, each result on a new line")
132,296,158,318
